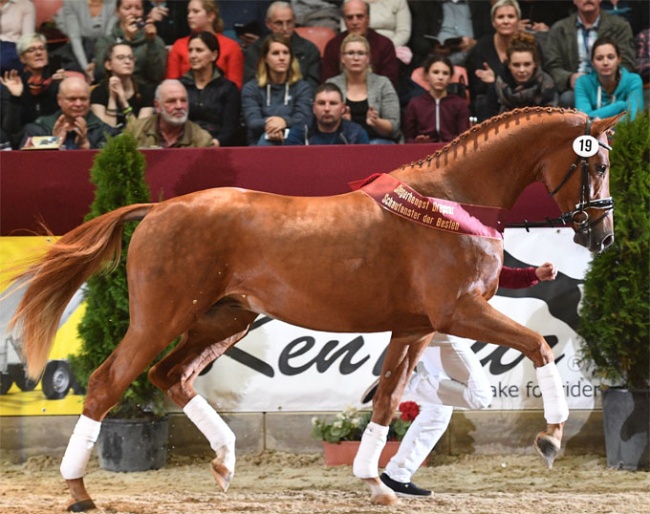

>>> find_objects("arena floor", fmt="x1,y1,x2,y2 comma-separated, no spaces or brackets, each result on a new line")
1,451,648,514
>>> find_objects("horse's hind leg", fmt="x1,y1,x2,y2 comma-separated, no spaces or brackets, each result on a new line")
354,332,430,506
148,303,258,493
62,324,183,512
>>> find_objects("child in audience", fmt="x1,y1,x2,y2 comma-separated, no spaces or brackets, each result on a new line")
403,55,469,144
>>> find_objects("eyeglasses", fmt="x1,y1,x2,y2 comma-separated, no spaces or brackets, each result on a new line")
114,54,135,61
343,51,368,57
24,45,47,55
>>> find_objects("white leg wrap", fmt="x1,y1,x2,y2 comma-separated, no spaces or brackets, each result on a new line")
60,415,102,480
536,362,569,424
184,395,236,472
353,421,389,479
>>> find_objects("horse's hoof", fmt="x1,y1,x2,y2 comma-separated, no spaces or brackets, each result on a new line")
534,433,561,469
372,493,400,506
67,499,96,512
362,477,399,506
210,458,234,492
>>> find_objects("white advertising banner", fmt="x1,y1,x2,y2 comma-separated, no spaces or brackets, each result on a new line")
195,228,602,413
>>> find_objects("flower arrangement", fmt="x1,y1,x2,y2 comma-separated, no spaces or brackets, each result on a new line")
312,401,420,444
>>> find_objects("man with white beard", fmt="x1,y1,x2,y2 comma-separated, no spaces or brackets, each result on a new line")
128,79,215,148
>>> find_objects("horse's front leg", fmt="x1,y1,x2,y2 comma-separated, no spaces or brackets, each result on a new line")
354,332,431,506
448,294,568,469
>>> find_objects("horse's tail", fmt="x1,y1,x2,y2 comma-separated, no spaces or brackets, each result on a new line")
9,203,154,379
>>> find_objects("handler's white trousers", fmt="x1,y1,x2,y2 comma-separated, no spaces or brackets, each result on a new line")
384,333,492,483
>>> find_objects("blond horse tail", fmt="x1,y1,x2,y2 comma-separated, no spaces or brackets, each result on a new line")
9,204,154,379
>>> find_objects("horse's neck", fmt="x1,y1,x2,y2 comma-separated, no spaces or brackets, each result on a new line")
395,111,582,209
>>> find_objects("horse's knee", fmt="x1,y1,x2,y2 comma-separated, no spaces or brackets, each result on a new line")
523,336,555,368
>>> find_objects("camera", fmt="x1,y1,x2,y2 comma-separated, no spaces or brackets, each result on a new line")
134,18,147,29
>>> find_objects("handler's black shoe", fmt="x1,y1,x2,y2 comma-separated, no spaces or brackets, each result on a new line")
380,472,432,497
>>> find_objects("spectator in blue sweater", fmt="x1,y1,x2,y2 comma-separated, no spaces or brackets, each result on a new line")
575,36,643,121
284,82,369,145
241,33,313,145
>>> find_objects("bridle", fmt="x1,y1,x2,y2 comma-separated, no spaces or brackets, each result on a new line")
508,118,614,233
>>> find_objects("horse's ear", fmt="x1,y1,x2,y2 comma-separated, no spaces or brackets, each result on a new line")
591,113,626,136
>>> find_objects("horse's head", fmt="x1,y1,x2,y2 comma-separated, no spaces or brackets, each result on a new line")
546,112,624,253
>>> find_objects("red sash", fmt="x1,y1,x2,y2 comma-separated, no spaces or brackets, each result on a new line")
350,173,507,240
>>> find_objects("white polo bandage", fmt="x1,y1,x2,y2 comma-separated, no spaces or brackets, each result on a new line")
353,421,389,479
183,395,236,471
536,362,569,424
60,415,102,480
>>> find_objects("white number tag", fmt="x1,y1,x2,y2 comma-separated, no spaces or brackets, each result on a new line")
572,135,599,157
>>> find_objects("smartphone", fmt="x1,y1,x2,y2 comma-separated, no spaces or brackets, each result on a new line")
264,129,290,140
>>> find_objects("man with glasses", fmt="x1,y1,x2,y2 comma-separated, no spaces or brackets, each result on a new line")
244,1,322,88
20,75,117,149
0,33,66,149
321,0,399,88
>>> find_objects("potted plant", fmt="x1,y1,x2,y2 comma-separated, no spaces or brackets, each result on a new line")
577,111,649,471
68,132,169,472
312,401,422,467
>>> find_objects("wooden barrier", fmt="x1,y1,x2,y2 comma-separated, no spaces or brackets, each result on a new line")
0,145,559,236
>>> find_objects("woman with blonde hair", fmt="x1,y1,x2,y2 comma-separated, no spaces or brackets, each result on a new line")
326,33,400,144
241,33,313,145
466,0,523,120
166,0,244,89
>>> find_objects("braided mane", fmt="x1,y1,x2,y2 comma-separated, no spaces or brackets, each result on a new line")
402,107,585,170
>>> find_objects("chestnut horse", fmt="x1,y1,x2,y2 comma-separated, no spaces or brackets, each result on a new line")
10,108,620,510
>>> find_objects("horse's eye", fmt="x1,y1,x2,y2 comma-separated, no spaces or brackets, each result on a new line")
595,164,607,176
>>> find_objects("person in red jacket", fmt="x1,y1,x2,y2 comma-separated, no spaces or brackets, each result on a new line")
403,54,470,143
166,0,244,89
364,262,558,498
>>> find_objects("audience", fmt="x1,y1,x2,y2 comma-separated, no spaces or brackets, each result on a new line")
467,0,523,121
1,33,65,149
1,0,645,152
244,1,322,89
166,0,244,89
93,0,168,89
545,0,636,107
180,31,241,146
284,82,369,144
408,0,492,68
484,31,558,116
292,0,343,32
575,36,643,120
322,0,399,89
327,33,401,144
20,75,117,149
54,0,117,80
90,42,155,130
366,0,412,65
0,0,35,74
128,79,215,147
403,54,470,144
241,34,313,146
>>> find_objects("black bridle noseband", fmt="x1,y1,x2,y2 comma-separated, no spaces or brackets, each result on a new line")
508,118,614,233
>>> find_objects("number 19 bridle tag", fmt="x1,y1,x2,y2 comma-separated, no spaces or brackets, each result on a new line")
573,135,599,157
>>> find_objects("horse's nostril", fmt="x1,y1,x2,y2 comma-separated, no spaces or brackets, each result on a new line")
602,234,614,250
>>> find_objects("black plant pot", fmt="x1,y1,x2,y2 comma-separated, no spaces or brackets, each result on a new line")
602,387,649,471
97,417,169,472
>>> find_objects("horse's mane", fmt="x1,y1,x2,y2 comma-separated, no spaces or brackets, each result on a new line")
402,107,585,170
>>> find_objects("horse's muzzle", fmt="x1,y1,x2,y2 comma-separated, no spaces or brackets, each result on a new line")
574,230,614,253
